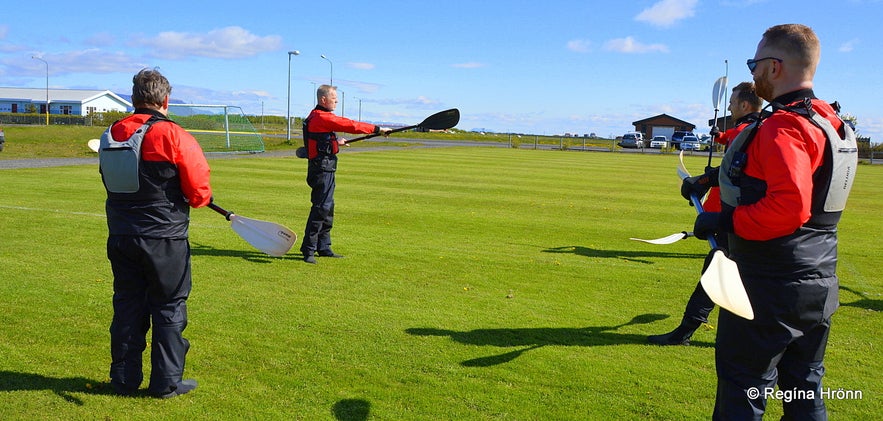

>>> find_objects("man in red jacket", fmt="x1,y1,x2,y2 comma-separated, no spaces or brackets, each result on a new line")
648,82,762,346
100,68,212,399
694,25,857,419
300,85,389,263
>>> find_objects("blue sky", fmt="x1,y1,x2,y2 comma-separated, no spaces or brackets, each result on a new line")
2,0,882,141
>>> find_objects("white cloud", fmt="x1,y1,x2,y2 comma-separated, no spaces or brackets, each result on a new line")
36,49,143,75
635,0,698,27
452,62,486,69
603,37,670,54
839,38,859,52
85,32,117,47
567,39,592,53
348,62,375,70
135,26,281,59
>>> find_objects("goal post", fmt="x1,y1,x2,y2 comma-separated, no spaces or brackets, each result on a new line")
167,104,265,153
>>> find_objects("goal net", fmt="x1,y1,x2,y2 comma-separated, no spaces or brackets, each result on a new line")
167,104,264,153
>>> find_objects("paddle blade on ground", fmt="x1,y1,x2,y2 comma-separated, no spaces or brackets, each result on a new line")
229,214,296,257
208,202,296,257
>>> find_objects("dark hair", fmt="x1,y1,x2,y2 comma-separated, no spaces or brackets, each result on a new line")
131,68,171,108
733,81,763,110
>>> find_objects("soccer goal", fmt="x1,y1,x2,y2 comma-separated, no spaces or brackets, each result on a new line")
167,104,265,153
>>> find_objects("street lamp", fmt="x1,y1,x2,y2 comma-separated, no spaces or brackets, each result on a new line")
287,50,300,143
310,82,317,106
31,56,49,125
320,54,333,85
340,90,345,118
354,97,362,121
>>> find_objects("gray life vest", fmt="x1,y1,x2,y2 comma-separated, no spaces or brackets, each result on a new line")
98,118,158,193
719,102,858,216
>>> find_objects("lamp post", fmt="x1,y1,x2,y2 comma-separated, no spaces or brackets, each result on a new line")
354,97,362,121
286,50,300,143
340,90,345,118
311,82,317,106
320,54,333,85
31,56,49,125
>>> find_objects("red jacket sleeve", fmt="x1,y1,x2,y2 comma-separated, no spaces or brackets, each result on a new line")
140,121,213,208
173,127,213,208
309,110,377,134
732,113,825,240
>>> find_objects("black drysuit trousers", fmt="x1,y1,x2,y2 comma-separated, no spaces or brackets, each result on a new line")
302,165,336,254
107,236,191,396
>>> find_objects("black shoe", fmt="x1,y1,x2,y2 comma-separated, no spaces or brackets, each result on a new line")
318,250,344,258
303,254,317,264
154,379,197,399
111,381,139,397
647,324,697,346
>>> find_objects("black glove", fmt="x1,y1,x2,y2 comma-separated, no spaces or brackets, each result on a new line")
693,212,721,241
681,167,720,202
710,126,721,139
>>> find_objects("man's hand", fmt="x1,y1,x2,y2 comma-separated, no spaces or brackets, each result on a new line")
681,167,720,202
338,138,348,146
379,127,392,137
693,212,721,240
710,126,721,139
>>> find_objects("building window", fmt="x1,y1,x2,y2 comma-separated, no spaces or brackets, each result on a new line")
61,105,73,115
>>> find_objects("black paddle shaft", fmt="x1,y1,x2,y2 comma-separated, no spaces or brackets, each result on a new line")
344,108,460,144
208,202,234,221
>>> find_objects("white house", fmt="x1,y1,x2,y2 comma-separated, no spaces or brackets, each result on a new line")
0,87,131,116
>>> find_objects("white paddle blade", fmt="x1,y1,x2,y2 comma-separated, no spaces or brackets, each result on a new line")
700,250,754,320
712,76,728,110
630,232,689,245
229,214,296,257
88,138,100,153
677,150,691,180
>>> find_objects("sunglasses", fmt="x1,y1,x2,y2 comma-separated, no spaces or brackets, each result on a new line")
746,57,782,73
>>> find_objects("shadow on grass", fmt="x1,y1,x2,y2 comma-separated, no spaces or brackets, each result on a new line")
543,245,706,264
0,371,116,405
407,313,711,366
839,285,883,311
332,398,371,421
190,242,301,263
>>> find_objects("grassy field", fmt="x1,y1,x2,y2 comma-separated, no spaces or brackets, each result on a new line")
0,125,616,160
0,146,880,420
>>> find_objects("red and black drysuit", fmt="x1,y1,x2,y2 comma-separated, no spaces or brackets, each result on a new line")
101,109,212,397
300,105,379,256
670,112,762,338
700,90,852,419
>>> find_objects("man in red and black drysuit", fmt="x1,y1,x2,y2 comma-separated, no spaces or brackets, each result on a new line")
648,82,763,346
300,85,389,264
100,68,212,399
692,25,857,419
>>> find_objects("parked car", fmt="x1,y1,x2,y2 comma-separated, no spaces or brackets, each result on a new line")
671,130,693,150
619,132,645,148
680,135,701,151
650,135,668,149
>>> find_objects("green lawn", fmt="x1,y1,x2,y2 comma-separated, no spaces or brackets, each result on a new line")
0,147,880,420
